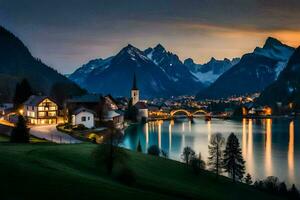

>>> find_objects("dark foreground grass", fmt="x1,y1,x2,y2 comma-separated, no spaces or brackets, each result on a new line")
0,143,285,200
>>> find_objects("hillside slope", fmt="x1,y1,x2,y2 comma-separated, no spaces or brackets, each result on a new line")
0,26,85,102
0,143,286,200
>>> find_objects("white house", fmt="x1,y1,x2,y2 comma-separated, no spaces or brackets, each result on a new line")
71,107,95,129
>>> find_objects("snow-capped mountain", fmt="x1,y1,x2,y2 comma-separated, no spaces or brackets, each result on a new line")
258,46,300,106
184,57,240,85
197,37,295,99
69,57,113,86
69,44,204,98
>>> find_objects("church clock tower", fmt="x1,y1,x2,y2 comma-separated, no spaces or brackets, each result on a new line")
131,73,139,105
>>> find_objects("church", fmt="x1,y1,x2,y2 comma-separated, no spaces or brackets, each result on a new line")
131,73,148,122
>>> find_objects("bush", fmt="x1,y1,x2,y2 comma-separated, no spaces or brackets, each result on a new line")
147,145,160,156
72,124,87,131
10,115,30,143
116,167,136,186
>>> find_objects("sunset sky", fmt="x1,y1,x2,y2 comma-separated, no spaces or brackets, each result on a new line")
1,0,300,73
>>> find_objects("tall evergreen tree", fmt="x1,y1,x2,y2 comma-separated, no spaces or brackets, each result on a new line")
223,133,245,182
13,79,33,108
207,133,225,178
10,115,30,143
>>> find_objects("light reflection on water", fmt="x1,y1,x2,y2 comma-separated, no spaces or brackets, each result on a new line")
123,118,299,186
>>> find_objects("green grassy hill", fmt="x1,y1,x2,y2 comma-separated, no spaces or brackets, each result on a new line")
0,143,285,200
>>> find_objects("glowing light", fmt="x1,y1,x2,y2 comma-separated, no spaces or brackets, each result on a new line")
158,121,161,149
144,123,149,150
288,121,295,182
265,119,272,176
242,118,247,159
169,121,172,154
19,109,24,115
247,119,254,175
207,120,211,142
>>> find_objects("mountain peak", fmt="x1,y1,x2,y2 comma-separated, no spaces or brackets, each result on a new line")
154,43,166,52
263,37,283,49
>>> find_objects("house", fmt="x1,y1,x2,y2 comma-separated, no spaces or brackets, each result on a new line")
23,95,58,125
134,102,148,121
71,107,95,128
103,110,124,129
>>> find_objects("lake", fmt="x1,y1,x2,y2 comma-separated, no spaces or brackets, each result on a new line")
123,118,300,187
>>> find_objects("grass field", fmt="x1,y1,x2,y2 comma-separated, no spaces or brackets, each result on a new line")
0,143,286,200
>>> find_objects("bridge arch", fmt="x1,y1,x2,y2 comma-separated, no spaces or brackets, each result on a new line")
170,109,191,117
192,109,208,116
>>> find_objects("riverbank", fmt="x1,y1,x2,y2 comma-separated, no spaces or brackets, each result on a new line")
0,142,287,200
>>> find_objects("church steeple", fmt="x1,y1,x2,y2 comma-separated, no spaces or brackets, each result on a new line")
131,72,139,105
132,72,138,90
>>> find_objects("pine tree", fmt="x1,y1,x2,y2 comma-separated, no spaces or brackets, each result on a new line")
10,115,30,143
244,173,253,185
137,139,142,152
223,133,245,182
207,133,225,178
288,184,300,200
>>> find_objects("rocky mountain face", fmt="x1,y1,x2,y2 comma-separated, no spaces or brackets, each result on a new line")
70,44,204,98
184,57,240,85
0,26,85,102
258,46,300,106
196,37,295,99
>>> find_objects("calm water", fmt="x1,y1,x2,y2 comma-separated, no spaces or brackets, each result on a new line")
123,118,300,186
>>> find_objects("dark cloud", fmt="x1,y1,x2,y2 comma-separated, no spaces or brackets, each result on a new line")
1,0,300,73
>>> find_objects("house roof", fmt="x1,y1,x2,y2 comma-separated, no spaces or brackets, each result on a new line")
23,95,56,106
134,102,148,109
104,110,121,119
72,107,96,115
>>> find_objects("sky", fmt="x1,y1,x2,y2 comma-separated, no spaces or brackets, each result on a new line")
1,0,300,74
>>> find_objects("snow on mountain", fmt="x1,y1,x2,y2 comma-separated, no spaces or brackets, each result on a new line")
69,44,204,98
69,57,113,85
184,57,240,85
197,37,295,99
253,37,294,78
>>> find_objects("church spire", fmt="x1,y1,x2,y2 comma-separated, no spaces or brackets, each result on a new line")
132,72,138,90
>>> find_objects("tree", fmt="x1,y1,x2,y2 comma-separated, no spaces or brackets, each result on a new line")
13,79,33,108
244,173,253,185
223,133,245,182
288,184,300,200
147,145,160,156
10,115,30,143
207,133,225,178
190,153,206,175
181,146,196,166
92,121,127,175
278,182,288,195
136,139,142,152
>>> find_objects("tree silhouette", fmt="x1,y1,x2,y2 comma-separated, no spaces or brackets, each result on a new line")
223,133,245,182
244,173,253,185
10,115,30,143
181,146,196,166
92,121,126,175
207,133,225,178
13,79,32,108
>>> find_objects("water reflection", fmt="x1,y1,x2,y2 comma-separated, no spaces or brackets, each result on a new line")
265,119,272,176
247,119,254,175
288,121,295,182
124,118,299,187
